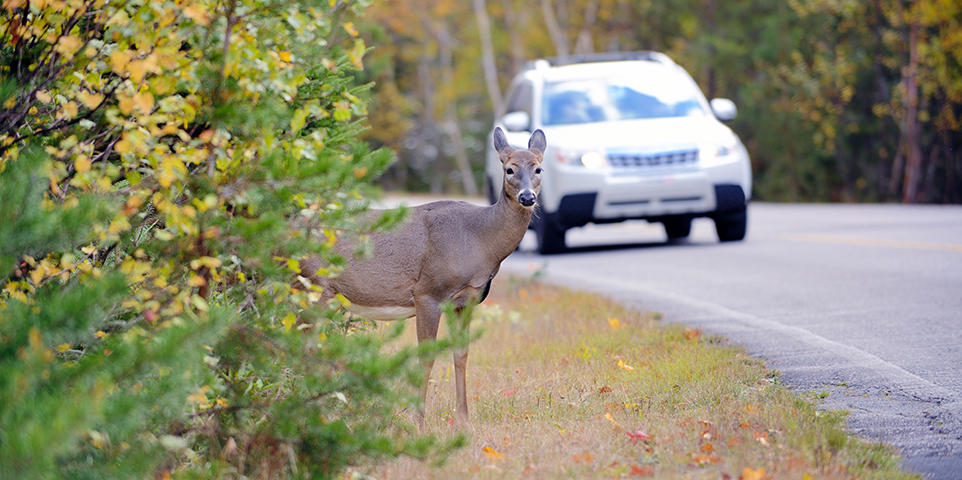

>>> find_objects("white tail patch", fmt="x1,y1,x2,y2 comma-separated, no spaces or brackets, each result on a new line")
346,304,416,321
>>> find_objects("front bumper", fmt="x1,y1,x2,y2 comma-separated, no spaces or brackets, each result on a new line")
541,151,749,226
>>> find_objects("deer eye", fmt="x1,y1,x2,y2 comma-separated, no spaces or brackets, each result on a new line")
505,167,514,175
535,167,542,174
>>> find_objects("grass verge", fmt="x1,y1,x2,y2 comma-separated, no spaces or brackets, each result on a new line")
362,276,919,479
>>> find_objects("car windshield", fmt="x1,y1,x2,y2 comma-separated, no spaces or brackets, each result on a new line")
541,74,707,126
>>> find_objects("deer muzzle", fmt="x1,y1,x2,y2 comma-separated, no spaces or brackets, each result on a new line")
518,189,537,207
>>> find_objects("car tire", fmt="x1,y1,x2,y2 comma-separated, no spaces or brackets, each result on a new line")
662,216,692,241
713,206,747,242
534,213,566,254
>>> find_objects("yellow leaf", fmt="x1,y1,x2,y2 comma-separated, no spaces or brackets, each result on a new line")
35,90,51,103
323,229,338,247
481,446,503,461
61,101,78,119
56,35,82,55
741,467,766,480
110,50,131,73
608,317,621,330
343,21,358,37
282,313,297,332
186,386,210,405
604,412,623,429
117,93,134,115
133,92,153,113
80,91,104,109
617,358,634,371
277,50,292,62
286,258,301,274
56,343,71,352
95,330,107,339
183,4,210,25
335,293,351,307
127,59,148,83
74,155,91,173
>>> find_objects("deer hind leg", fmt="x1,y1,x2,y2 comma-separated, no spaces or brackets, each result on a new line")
414,297,441,429
453,306,471,423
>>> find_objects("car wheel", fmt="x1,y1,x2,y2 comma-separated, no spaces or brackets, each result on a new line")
535,213,566,254
713,206,747,242
662,216,692,241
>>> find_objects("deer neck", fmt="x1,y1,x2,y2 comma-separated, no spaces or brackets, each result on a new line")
481,187,534,262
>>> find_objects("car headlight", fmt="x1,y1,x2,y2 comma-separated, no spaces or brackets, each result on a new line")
555,148,607,169
699,141,738,165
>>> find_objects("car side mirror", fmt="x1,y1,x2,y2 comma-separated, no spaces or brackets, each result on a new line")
502,111,531,132
710,98,737,122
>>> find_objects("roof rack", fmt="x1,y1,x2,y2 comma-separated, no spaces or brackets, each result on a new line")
523,51,674,71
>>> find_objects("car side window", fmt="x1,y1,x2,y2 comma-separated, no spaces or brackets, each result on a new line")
506,82,532,115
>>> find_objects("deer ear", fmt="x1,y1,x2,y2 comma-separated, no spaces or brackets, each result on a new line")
528,129,546,154
493,127,512,154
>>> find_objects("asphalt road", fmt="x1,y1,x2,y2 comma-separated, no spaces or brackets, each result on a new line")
499,202,962,479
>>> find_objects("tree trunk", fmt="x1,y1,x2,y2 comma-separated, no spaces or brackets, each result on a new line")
540,0,569,58
502,0,529,74
473,0,504,115
704,0,717,99
573,0,597,55
436,23,480,196
416,43,441,194
901,9,922,203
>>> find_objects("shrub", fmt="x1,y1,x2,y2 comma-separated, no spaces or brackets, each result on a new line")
0,0,458,477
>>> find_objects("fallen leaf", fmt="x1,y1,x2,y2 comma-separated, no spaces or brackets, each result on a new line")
701,442,714,453
604,412,623,430
482,446,503,461
599,385,613,394
741,467,766,480
753,431,770,447
608,317,621,329
572,452,594,463
616,358,634,371
628,429,652,442
683,328,702,340
692,454,720,466
630,465,654,476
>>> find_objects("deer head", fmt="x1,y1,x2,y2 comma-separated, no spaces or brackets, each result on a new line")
493,127,545,208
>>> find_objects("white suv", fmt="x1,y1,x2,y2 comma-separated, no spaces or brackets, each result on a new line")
485,52,752,253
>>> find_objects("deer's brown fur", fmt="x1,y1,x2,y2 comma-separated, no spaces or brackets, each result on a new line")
304,128,546,425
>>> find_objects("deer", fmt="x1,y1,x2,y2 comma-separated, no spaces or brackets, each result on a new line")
303,127,546,426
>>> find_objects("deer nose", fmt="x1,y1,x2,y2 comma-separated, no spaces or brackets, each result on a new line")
518,189,537,207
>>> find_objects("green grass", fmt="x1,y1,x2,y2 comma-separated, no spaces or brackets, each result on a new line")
360,276,920,479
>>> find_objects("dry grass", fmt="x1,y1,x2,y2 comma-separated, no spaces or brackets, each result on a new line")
354,276,918,480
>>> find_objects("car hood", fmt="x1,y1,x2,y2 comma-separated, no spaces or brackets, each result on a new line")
540,116,738,153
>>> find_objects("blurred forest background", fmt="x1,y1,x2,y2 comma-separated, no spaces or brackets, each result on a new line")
359,0,961,204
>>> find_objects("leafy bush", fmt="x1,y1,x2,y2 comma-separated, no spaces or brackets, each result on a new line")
1,0,459,477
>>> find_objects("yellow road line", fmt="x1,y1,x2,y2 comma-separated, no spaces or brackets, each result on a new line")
785,233,962,253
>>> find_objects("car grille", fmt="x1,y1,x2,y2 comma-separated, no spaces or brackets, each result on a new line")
607,149,698,168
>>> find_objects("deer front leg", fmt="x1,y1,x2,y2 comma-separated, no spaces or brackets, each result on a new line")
414,297,441,430
453,306,471,424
